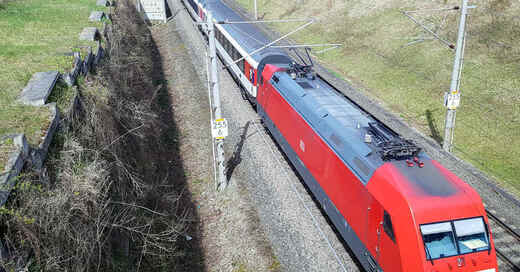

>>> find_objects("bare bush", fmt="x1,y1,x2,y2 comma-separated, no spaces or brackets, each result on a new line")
1,1,191,271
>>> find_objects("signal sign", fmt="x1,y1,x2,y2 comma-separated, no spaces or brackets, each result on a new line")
211,118,228,139
444,90,461,110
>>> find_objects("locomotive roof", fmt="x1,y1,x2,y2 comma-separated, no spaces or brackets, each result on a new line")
200,0,289,64
270,72,384,183
269,72,465,199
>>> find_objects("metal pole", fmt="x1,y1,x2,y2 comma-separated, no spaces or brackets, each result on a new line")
207,14,228,190
443,0,472,152
254,0,257,20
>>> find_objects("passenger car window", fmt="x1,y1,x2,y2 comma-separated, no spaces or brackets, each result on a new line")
454,217,489,254
420,222,458,259
383,211,395,243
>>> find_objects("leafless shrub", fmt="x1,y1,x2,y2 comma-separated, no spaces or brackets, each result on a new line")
1,1,191,271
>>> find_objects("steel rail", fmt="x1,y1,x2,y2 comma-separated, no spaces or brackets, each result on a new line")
487,209,520,242
496,248,520,272
487,209,520,271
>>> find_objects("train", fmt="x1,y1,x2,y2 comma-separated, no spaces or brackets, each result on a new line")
180,0,499,271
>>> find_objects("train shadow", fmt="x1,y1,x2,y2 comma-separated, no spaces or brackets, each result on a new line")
226,120,262,181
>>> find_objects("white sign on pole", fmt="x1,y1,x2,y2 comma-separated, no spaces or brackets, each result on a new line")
139,0,167,22
211,119,229,139
444,90,461,110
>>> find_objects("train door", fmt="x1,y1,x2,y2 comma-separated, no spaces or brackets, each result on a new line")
249,67,255,86
366,196,384,271
367,196,402,271
379,210,402,271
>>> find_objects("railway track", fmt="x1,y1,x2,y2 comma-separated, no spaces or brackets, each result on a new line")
486,209,520,271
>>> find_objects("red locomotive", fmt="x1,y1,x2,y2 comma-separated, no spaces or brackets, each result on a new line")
182,0,499,271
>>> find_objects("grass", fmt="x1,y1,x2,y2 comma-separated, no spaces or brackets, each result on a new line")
235,0,520,194
0,0,107,147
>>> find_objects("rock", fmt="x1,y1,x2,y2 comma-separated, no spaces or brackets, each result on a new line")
0,134,28,206
79,27,100,41
97,0,110,6
89,11,105,22
18,71,59,106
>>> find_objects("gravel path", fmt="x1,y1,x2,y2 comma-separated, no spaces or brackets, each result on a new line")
166,0,363,271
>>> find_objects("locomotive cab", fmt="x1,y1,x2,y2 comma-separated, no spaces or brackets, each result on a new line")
419,217,497,272
368,157,498,272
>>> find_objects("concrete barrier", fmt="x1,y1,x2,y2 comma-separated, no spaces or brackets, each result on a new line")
0,134,29,206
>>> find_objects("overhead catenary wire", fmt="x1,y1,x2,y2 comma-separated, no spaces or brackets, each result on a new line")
401,11,455,49
220,19,315,70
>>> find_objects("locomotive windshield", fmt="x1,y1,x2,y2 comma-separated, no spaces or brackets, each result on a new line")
420,217,489,260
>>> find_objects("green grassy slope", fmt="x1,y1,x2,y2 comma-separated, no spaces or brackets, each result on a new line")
235,0,520,193
0,0,106,145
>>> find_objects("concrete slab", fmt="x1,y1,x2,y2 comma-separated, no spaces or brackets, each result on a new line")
0,134,28,206
102,21,108,37
89,11,105,22
30,103,60,170
64,54,82,86
18,71,59,106
94,45,105,66
82,48,94,75
79,27,100,41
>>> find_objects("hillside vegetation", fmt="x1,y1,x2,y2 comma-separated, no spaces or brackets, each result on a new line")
1,1,195,270
0,0,105,155
236,0,520,193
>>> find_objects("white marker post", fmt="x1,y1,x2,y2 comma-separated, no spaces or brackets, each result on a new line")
207,14,228,190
